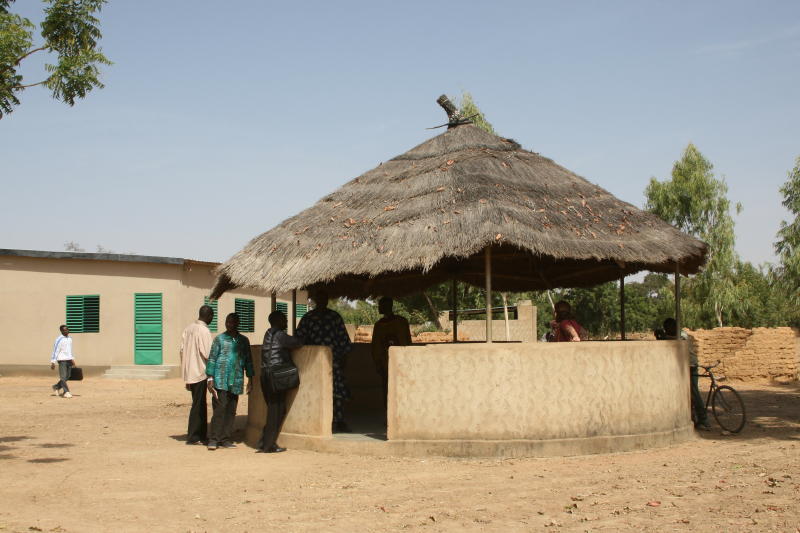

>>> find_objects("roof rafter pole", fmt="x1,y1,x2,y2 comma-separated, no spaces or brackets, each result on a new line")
271,291,277,313
291,289,297,334
485,246,493,344
674,263,681,336
620,276,626,341
452,278,458,343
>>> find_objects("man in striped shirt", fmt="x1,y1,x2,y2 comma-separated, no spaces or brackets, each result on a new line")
50,325,75,398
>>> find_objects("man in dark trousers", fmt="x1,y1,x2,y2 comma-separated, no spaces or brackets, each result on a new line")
206,313,254,450
180,305,214,445
50,325,76,398
258,310,303,453
296,290,352,432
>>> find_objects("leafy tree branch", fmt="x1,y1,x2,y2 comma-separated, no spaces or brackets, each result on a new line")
0,0,111,119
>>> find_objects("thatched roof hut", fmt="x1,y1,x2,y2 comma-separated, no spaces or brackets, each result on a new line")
212,98,706,300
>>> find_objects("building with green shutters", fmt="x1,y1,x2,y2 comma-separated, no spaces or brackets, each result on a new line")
0,249,307,374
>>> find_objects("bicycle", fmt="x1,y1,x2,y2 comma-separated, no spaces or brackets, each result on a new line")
693,361,746,433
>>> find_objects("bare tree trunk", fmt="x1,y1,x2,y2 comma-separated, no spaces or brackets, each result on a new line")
715,301,723,328
423,291,446,330
502,292,510,341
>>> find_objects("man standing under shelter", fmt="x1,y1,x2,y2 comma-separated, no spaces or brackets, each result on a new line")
661,318,710,430
296,289,352,432
180,305,214,445
371,297,412,401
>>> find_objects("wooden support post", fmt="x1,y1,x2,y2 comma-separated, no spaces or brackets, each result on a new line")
502,292,510,341
271,291,277,313
452,278,458,343
485,246,493,344
674,263,681,336
620,276,626,340
291,289,297,334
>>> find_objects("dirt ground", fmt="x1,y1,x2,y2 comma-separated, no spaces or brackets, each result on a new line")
1,376,798,533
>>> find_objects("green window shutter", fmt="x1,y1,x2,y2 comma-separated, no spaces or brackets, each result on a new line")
82,296,100,332
203,296,218,332
66,295,100,333
235,298,255,332
276,301,288,317
66,296,83,332
134,293,163,365
274,302,305,318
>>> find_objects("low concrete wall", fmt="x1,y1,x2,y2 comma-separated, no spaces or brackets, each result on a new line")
245,344,333,447
245,340,694,457
387,341,691,453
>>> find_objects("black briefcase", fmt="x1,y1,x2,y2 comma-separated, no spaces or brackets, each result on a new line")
68,367,84,381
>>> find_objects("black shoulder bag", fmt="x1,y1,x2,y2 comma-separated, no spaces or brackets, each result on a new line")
267,333,300,393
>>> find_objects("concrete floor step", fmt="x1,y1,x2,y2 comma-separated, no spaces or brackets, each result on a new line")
105,365,176,371
104,372,171,378
105,368,171,374
103,365,178,380
102,373,167,380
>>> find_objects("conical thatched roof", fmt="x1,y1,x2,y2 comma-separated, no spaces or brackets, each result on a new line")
212,104,706,300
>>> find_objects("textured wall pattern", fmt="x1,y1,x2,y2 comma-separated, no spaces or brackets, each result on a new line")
687,327,798,381
246,345,333,446
387,341,690,441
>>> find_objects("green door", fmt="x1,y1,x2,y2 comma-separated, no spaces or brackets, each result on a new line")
134,293,163,365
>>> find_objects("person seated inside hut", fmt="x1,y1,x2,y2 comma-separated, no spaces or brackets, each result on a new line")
296,289,353,433
370,297,412,401
548,300,586,342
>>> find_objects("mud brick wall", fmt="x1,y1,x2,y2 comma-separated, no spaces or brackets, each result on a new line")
686,327,799,381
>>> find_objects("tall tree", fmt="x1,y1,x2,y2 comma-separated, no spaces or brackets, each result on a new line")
0,0,111,119
645,143,740,327
457,91,496,135
774,156,800,304
727,260,787,328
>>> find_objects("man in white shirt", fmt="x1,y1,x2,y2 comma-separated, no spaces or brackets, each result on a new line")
180,305,214,445
50,325,75,398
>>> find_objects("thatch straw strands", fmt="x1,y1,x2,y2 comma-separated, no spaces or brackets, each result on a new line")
212,104,706,300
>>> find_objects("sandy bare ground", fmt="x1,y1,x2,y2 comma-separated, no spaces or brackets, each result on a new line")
0,376,798,533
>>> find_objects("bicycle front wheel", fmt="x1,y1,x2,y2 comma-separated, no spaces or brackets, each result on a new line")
712,385,746,433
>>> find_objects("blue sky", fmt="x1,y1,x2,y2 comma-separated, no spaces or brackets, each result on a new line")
2,1,799,267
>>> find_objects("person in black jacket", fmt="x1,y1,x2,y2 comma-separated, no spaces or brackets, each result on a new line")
257,310,303,453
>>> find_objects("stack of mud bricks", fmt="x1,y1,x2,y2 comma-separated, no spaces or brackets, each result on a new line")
686,327,799,381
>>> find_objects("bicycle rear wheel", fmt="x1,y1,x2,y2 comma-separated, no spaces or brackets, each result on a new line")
711,385,746,433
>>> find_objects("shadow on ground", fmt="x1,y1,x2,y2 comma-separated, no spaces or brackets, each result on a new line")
695,382,800,442
167,414,250,444
0,436,29,460
0,436,75,462
0,435,30,443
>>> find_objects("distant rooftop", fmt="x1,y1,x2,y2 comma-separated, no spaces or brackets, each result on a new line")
0,249,218,267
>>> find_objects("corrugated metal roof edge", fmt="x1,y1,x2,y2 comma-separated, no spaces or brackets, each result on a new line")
0,248,220,267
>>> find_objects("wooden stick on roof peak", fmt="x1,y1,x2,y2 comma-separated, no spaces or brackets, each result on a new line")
437,94,459,121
